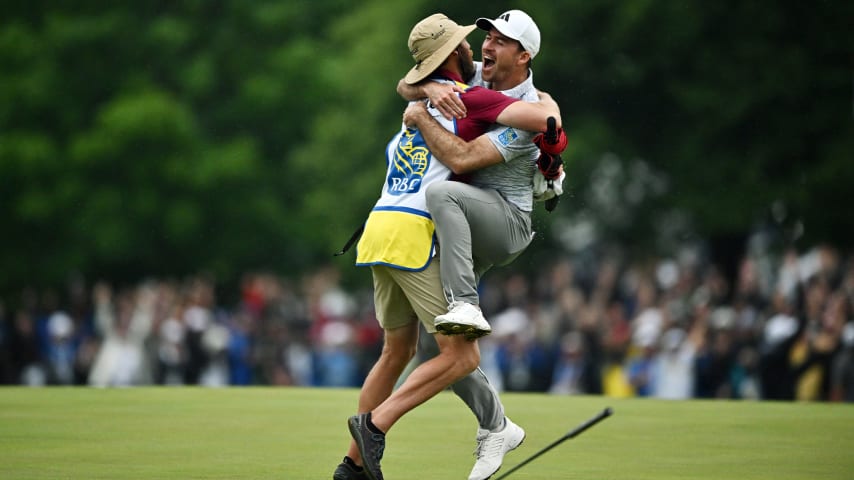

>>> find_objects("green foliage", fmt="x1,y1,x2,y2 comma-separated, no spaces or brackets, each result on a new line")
289,0,426,264
529,0,853,251
0,0,851,297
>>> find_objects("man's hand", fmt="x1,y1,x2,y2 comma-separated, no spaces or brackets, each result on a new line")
403,101,430,128
397,79,467,120
536,90,554,102
533,117,568,155
422,82,466,120
537,151,563,180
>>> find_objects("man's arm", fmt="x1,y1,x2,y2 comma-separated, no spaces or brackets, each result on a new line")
403,102,504,175
495,91,561,133
403,89,563,174
397,78,467,120
395,79,561,128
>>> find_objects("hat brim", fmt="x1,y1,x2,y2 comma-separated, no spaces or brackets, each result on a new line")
477,17,522,41
404,24,476,85
476,18,498,32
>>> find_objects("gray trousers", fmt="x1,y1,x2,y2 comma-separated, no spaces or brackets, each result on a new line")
426,181,533,306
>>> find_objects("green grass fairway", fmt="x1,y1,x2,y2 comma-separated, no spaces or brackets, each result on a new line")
1,387,852,479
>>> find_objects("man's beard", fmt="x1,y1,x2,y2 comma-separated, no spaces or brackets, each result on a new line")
458,54,476,83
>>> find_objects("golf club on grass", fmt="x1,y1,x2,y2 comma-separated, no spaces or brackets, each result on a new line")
493,407,613,480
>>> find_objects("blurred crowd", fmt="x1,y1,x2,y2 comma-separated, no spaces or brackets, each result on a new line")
1,241,853,402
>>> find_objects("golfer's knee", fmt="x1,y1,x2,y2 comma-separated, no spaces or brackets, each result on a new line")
425,181,455,211
450,343,480,374
381,342,416,368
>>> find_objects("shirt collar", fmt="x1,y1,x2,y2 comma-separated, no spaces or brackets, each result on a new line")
429,68,464,84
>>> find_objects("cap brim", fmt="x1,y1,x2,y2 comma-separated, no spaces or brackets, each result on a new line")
404,24,476,85
477,17,518,40
476,18,496,32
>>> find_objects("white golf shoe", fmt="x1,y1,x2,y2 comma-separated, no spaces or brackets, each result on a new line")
434,301,492,340
468,417,526,480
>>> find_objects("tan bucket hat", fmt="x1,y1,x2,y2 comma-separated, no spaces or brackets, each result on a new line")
404,13,476,85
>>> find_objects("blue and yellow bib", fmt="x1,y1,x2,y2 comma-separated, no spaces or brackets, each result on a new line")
356,86,464,271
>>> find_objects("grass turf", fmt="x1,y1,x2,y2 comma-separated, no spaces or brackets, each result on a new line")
1,387,852,479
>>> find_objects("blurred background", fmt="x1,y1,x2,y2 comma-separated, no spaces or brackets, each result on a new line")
1,0,852,400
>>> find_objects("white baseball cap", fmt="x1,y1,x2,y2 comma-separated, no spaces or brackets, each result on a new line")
476,10,541,59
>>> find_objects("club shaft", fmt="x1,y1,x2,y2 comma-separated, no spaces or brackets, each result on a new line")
494,407,612,480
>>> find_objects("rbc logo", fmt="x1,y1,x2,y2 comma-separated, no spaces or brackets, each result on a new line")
388,128,430,195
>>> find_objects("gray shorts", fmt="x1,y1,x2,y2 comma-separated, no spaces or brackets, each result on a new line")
371,260,446,333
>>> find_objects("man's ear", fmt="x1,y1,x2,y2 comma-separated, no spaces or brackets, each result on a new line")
517,50,531,66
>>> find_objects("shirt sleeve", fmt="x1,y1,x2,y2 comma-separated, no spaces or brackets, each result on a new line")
461,85,538,163
484,124,538,163
460,86,519,123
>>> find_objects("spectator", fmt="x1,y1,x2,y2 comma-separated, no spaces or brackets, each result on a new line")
831,323,854,401
694,322,736,398
88,283,153,387
758,292,802,400
626,338,657,397
0,303,9,382
44,311,77,385
652,326,701,399
493,307,557,392
182,276,216,384
8,309,45,385
550,330,598,395
155,307,186,385
226,311,255,386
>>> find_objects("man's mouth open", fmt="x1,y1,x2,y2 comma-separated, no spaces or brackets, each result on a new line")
482,56,495,72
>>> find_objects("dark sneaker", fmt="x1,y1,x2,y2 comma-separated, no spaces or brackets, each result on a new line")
347,413,385,480
333,457,368,480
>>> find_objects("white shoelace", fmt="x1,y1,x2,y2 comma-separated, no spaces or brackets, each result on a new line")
473,432,505,459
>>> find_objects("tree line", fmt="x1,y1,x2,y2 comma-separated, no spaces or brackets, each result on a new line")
1,0,851,301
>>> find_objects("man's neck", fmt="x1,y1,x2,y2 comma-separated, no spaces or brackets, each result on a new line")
435,68,464,84
491,69,528,92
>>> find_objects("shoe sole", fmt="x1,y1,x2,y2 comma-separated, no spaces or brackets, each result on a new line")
347,418,380,480
435,322,491,340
